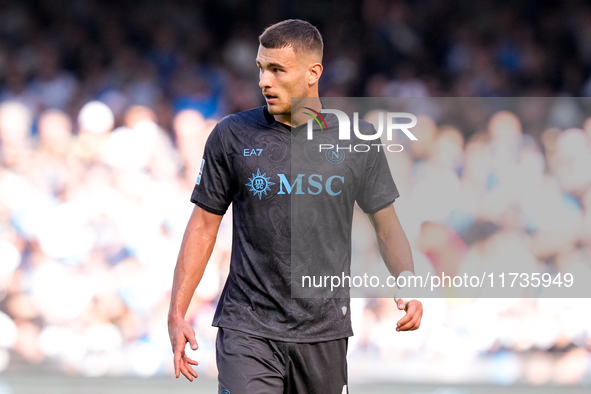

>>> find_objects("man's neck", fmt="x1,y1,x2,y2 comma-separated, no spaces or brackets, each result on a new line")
273,113,293,127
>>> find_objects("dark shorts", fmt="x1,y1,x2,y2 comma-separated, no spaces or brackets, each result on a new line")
216,327,349,394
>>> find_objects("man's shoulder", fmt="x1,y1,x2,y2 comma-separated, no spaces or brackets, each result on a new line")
215,106,267,132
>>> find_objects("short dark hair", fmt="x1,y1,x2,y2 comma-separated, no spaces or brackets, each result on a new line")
259,19,323,59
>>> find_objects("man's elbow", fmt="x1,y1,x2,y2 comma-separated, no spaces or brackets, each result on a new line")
186,206,223,240
187,220,219,243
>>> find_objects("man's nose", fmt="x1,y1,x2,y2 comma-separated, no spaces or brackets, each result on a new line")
259,70,272,89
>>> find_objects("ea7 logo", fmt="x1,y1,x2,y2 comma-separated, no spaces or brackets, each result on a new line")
306,109,418,141
243,148,263,156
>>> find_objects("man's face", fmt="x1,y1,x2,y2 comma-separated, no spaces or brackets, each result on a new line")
256,45,309,116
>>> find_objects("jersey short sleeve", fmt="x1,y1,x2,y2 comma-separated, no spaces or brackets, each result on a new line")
190,124,234,215
356,142,400,214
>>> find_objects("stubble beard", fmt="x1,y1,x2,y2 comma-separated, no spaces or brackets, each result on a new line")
266,85,308,117
267,102,290,116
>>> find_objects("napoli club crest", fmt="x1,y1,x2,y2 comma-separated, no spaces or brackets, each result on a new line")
325,147,345,164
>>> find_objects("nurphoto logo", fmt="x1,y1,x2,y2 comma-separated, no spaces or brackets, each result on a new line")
304,108,418,153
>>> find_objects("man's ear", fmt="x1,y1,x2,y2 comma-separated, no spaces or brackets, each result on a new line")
308,62,323,86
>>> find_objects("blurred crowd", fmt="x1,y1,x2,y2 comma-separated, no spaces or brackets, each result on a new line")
0,99,228,377
348,103,591,385
0,0,591,386
0,96,590,384
1,0,591,128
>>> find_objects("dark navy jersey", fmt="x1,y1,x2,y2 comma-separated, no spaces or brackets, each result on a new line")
190,105,399,342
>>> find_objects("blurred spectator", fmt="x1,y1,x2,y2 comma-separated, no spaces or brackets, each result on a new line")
72,100,114,162
37,109,73,155
0,100,32,170
173,109,212,185
29,46,77,112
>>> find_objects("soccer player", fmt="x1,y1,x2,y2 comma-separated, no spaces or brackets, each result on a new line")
168,19,423,394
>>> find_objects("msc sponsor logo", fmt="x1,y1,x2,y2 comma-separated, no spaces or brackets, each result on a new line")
246,169,275,199
246,169,344,198
277,174,344,196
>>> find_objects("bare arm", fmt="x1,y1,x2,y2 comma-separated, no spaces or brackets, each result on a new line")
368,204,423,331
367,204,414,278
168,205,223,381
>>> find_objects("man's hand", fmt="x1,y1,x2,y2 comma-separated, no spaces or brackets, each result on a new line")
167,206,222,381
168,317,199,381
395,299,423,331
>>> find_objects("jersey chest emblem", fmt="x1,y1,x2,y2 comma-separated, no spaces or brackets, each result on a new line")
246,168,275,199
